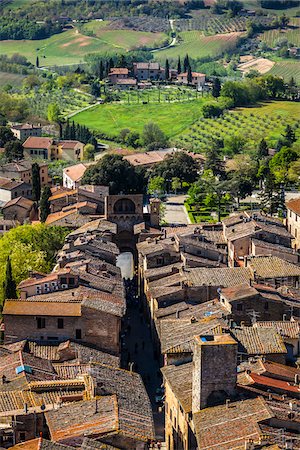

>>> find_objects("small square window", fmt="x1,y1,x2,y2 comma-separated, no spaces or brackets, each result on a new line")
37,317,45,329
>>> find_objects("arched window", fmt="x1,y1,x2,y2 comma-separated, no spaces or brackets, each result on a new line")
114,199,136,214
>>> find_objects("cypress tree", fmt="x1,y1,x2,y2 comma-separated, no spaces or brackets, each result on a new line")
32,162,41,202
3,256,17,300
40,186,51,223
183,54,190,73
165,59,170,81
258,139,269,159
36,56,39,68
177,56,181,75
212,77,221,98
99,60,104,80
187,64,192,84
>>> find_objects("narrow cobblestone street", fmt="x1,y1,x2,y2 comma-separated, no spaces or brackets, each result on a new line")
121,278,165,444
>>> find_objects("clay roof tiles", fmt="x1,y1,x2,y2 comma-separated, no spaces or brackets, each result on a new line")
247,256,300,279
230,327,287,355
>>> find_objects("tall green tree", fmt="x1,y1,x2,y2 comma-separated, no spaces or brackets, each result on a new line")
40,186,51,222
47,103,63,138
282,124,296,147
36,56,39,68
187,65,193,84
183,54,190,73
32,162,41,202
4,141,23,161
142,122,168,150
177,56,181,75
257,138,269,159
212,77,221,98
3,256,17,301
165,59,170,81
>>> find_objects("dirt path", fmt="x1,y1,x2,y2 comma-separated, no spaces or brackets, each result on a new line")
151,18,176,53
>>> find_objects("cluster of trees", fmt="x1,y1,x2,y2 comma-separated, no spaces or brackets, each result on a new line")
0,54,33,76
0,126,23,162
187,123,300,219
63,119,98,148
82,154,146,195
211,0,243,16
81,150,199,196
260,0,299,9
0,224,68,306
0,17,62,40
118,122,168,150
202,74,296,118
3,0,207,23
0,92,29,122
148,152,198,195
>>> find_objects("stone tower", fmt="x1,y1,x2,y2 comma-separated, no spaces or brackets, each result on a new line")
149,198,160,227
192,334,237,412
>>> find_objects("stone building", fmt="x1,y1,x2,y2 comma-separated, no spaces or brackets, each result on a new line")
2,197,36,223
10,123,42,141
0,160,49,187
286,197,300,249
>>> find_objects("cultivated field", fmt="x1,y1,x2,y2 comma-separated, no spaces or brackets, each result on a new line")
0,26,168,67
174,101,300,152
81,20,168,50
72,99,206,139
155,30,243,60
268,60,300,84
0,71,25,88
260,18,300,47
238,57,275,75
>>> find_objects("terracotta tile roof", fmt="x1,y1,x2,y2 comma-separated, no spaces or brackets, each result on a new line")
90,364,155,441
161,362,193,413
109,68,128,75
10,438,76,450
244,372,300,395
230,327,287,355
3,196,34,210
124,151,164,166
193,397,273,450
185,267,252,287
254,321,300,339
63,164,88,182
23,137,53,149
135,62,160,70
116,78,137,85
3,299,81,317
220,283,258,302
154,299,225,320
178,71,205,77
45,396,118,442
286,197,300,216
0,177,26,190
247,256,300,279
59,140,83,149
158,317,226,354
49,189,77,201
11,124,41,131
239,358,300,383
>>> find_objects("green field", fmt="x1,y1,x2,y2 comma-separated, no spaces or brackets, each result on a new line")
81,20,168,50
174,101,300,152
261,19,300,47
0,25,168,67
155,30,243,60
0,71,25,88
72,99,206,138
268,60,300,83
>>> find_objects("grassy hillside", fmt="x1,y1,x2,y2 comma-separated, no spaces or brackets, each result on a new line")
174,101,300,152
155,31,243,60
268,60,300,84
0,71,25,88
0,26,168,67
81,20,168,50
72,99,206,138
261,18,300,47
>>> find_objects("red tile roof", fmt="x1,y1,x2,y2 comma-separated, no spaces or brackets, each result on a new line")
23,137,53,149
286,197,300,216
249,373,300,394
3,196,34,209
